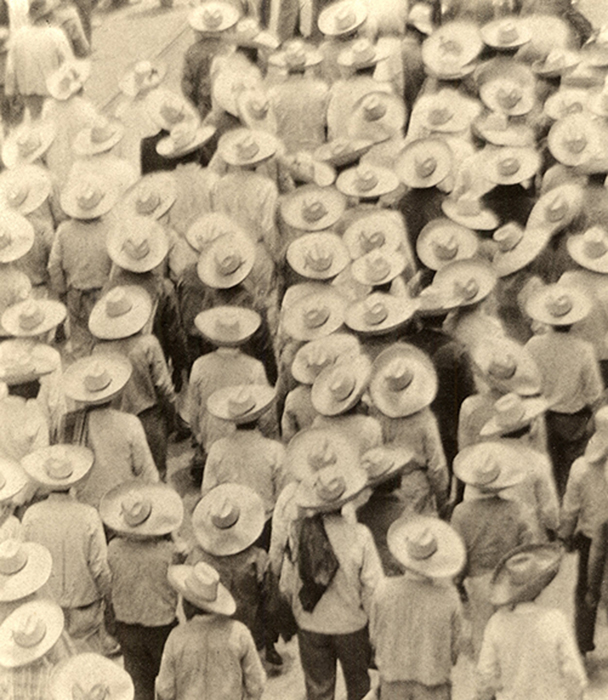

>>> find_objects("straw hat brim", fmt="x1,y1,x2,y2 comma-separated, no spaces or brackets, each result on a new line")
485,147,541,185
0,457,28,502
544,89,589,121
337,44,390,69
314,139,374,167
387,515,465,578
195,306,261,346
414,94,473,134
218,129,278,167
2,300,65,339
345,293,418,336
490,543,563,606
351,251,406,287
60,182,118,220
432,259,497,308
479,82,535,116
547,115,600,166
197,233,256,289
100,481,184,537
422,21,483,72
121,173,177,221
441,199,499,231
188,1,240,33
291,332,360,385
192,483,265,556
0,165,51,216
311,355,371,416
453,441,527,488
346,93,406,144
285,155,337,188
283,288,348,341
532,52,580,78
119,62,166,98
417,219,479,271
287,232,350,280
62,353,132,405
73,123,125,157
295,465,367,511
0,542,52,603
472,338,541,396
525,285,592,326
472,116,535,148
480,19,531,49
343,213,403,259
587,91,608,118
168,565,236,615
144,89,199,132
21,445,94,490
280,185,346,232
396,139,453,189
568,234,608,274
206,385,275,423
0,212,34,263
156,125,216,159
2,123,56,169
336,167,400,199
107,222,169,273
479,397,549,438
0,600,63,667
362,445,418,488
369,343,437,418
46,60,91,100
286,427,360,480
269,48,323,69
317,1,367,36
493,228,551,277
50,653,134,700
0,342,56,385
526,184,584,231
185,213,242,253
89,286,153,340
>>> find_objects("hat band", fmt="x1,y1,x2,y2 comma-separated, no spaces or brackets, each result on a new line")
364,103,387,121
546,295,573,317
364,302,389,326
121,498,152,527
211,502,240,529
302,201,328,223
202,8,223,28
433,239,458,260
216,253,243,277
360,230,385,253
454,279,479,301
329,375,356,402
316,474,347,502
406,533,438,560
136,193,161,216
416,156,437,179
106,296,133,318
17,136,41,159
236,140,260,160
305,250,334,272
385,368,414,393
0,548,28,576
583,237,608,259
91,125,116,145
44,458,74,481
356,173,379,192
488,357,517,381
159,104,185,126
303,305,330,329
0,233,12,250
12,618,46,649
228,395,256,417
123,238,152,261
565,136,587,154
364,455,394,479
84,370,113,393
76,191,104,211
335,9,356,30
19,307,45,331
308,445,338,471
505,553,539,585
8,186,28,208
184,570,219,603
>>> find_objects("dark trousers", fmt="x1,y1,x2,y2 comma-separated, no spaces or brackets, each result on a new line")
573,533,598,654
115,620,176,700
138,405,168,480
545,407,593,499
298,626,372,700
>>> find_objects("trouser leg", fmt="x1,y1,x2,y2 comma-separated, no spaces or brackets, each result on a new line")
298,628,337,700
333,626,372,700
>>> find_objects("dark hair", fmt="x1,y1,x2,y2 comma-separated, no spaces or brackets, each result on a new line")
182,598,208,620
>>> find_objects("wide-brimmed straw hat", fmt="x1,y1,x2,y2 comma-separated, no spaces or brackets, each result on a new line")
480,392,549,438
188,1,240,33
432,259,497,308
568,226,608,273
472,335,541,396
223,16,278,50
296,462,367,512
283,286,348,341
168,562,236,615
269,40,323,70
484,146,541,186
291,333,360,384
351,249,406,287
388,515,465,578
286,427,359,481
46,60,90,101
121,172,176,220
0,210,34,263
2,299,65,339
218,128,277,168
60,173,119,220
195,306,261,346
145,89,199,133
478,60,536,117
532,49,580,79
526,282,592,326
186,213,242,252
156,122,216,160
62,353,133,405
0,457,28,503
311,355,371,416
284,152,336,188
0,164,51,216
548,113,601,167
50,653,134,700
453,440,525,490
361,445,417,487
197,231,256,289
0,540,52,603
207,384,275,424
100,482,184,538
287,232,350,280
21,445,94,490
414,90,478,134
280,185,346,232
89,286,153,340
408,2,433,35
490,543,563,606
336,164,400,200
343,212,404,259
0,599,63,668
318,0,367,36
107,217,169,273
337,38,390,71
396,138,452,189
481,17,531,50
369,343,437,418
119,59,166,98
236,90,277,134
527,183,584,231
442,193,499,231
314,138,374,168
0,341,55,386
345,292,418,336
73,117,124,157
2,121,56,169
417,219,478,270
347,92,406,144
544,88,589,121
422,21,482,78
472,112,535,148
192,483,265,556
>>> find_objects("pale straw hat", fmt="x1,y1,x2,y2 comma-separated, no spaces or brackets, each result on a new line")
422,21,483,78
2,121,56,169
188,1,240,33
337,38,390,71
62,353,133,405
195,306,261,347
432,258,497,308
218,128,278,168
50,653,134,700
544,88,589,122
206,384,275,424
291,332,360,384
351,249,407,287
568,226,608,274
361,445,417,487
73,117,125,157
336,164,400,200
295,462,367,512
343,211,404,259
396,138,453,189
453,440,526,490
120,172,177,220
286,427,359,480
119,59,166,98
0,600,63,668
481,17,531,50
0,210,34,263
0,539,52,603
318,0,367,37
472,335,541,396
0,341,55,385
311,355,371,416
0,164,52,216
442,193,499,231
280,185,346,232
88,286,153,340
168,562,236,616
21,445,94,490
145,89,198,133
156,122,216,159
197,231,256,289
107,217,169,273
525,282,592,326
60,173,119,220
479,392,549,438
0,458,28,503
46,60,90,101
283,286,348,341
345,292,418,336
484,146,541,186
472,112,535,148
417,219,479,270
287,232,350,280
548,113,601,167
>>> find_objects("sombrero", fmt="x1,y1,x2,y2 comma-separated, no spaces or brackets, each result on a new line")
291,332,360,385
62,353,133,405
491,222,551,277
283,286,348,341
431,258,497,308
236,90,277,134
21,445,94,490
544,88,589,122
46,60,90,101
337,38,390,71
0,341,55,386
269,40,323,70
472,335,541,396
318,0,367,37
335,164,400,200
284,152,337,188
484,145,541,186
88,286,153,340
206,384,275,424
369,342,437,418
479,392,549,438
145,89,198,133
472,112,535,148
532,49,580,79
2,121,56,169
186,213,243,252
527,183,584,232
197,231,256,289
311,354,371,416
0,600,63,668
417,219,479,270
347,91,406,144
107,217,169,273
0,540,52,603
218,128,278,168
223,17,279,51
156,122,216,159
480,17,531,50
0,457,28,503
478,60,536,116
188,1,240,33
525,282,592,326
50,653,134,700
168,563,236,616
73,118,125,157
119,59,166,98
0,210,34,263
287,232,350,280
60,173,118,220
314,138,374,168
120,172,177,220
195,306,261,347
295,462,367,512
2,299,65,339
453,440,526,489
0,164,52,216
413,90,479,134
396,138,452,189
548,113,601,167
343,211,404,259
280,185,346,232
442,193,499,231
568,226,608,274
287,427,359,480
422,21,482,78
351,249,407,287
361,445,417,487
345,292,418,336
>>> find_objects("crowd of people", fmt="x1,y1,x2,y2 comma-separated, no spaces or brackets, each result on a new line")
2,0,608,698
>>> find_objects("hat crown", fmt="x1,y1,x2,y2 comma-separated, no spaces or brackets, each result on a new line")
494,223,523,252
355,167,379,192
454,277,479,301
135,59,153,82
497,21,518,44
314,466,347,502
364,299,389,325
236,136,260,160
304,241,334,272
415,155,437,179
17,300,45,331
475,453,501,485
227,387,256,417
546,193,567,222
72,682,110,700
17,132,41,158
83,363,113,393
7,184,28,208
12,614,46,648
210,496,240,529
406,528,438,560
121,494,152,527
170,123,196,149
303,302,330,329
365,252,391,282
360,228,385,253
215,248,243,277
582,227,608,258
497,85,522,110
136,187,161,216
0,539,28,576
105,288,133,318
90,120,115,145
438,36,463,57
302,198,328,223
545,292,573,318
329,368,356,402
159,102,185,126
331,140,349,155
363,96,386,121
455,194,481,216
498,156,521,177
385,358,414,392
75,184,104,211
485,112,509,132
362,448,394,479
308,438,338,470
285,44,307,68
214,311,241,340
564,132,587,154
433,232,458,260
335,6,356,30
504,551,539,585
44,456,73,481
428,107,452,127
305,346,332,376
185,562,220,602
494,392,526,429
202,6,223,28
123,232,151,261
488,354,517,381
248,96,269,119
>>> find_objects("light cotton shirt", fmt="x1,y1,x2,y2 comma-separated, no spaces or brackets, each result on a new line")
281,385,318,443
561,269,608,361
156,615,266,700
312,413,383,457
559,455,608,539
475,603,587,700
22,492,111,608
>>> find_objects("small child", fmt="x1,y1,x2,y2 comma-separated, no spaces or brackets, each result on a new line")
101,481,184,700
370,515,465,700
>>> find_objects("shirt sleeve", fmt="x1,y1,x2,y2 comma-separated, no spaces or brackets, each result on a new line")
201,443,221,496
239,624,266,699
87,511,112,598
475,614,501,700
422,411,449,511
588,520,608,599
581,345,603,408
188,364,204,444
359,525,384,620
129,416,160,482
554,610,587,698
47,229,67,297
146,336,177,406
155,629,177,700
